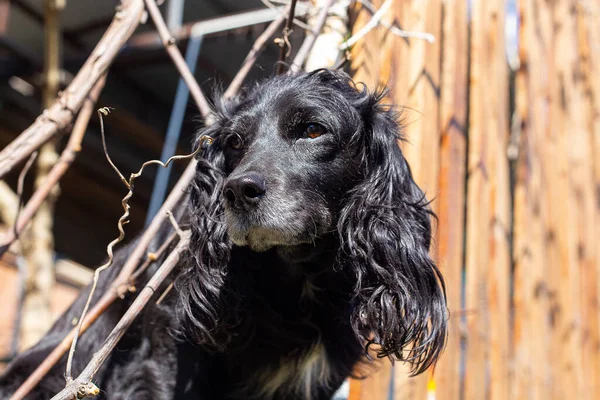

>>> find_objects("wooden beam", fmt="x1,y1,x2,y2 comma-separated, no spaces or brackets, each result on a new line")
546,1,594,398
0,251,93,289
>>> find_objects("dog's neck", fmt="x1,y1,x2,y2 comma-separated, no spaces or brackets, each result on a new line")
229,233,342,296
275,235,336,264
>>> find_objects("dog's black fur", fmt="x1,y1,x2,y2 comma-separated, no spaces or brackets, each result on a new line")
0,69,447,400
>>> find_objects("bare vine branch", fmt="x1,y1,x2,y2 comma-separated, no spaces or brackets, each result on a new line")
0,0,145,180
353,0,435,44
276,0,299,75
224,14,287,98
261,0,311,30
7,226,177,400
0,75,107,258
52,232,191,400
9,3,280,396
13,152,38,235
126,231,178,287
165,210,183,237
143,0,211,118
289,0,337,73
64,108,211,383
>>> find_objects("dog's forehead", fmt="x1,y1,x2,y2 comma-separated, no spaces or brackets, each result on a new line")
230,81,350,126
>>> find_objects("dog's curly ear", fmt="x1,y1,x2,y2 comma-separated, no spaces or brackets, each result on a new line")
176,96,242,350
338,93,448,375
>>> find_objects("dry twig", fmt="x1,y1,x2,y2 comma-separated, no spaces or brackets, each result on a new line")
353,0,435,44
289,0,337,72
126,231,178,287
0,182,18,227
275,0,299,74
261,0,312,30
64,108,211,383
0,0,145,180
224,15,287,97
13,153,39,236
165,210,183,237
51,232,191,400
340,0,393,50
0,75,107,258
9,3,282,396
143,0,211,118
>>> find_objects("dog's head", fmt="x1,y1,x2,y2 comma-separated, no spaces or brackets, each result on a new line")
219,70,369,257
180,69,447,374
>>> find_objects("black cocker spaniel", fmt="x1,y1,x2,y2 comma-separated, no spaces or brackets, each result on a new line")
0,69,448,400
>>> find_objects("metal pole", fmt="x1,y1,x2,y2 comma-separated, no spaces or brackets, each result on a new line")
166,0,184,31
145,34,203,225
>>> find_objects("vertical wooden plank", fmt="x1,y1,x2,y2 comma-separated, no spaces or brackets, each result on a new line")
511,2,552,399
385,1,443,399
350,0,395,89
581,7,600,396
542,1,588,398
350,1,444,398
576,6,600,397
352,0,446,400
572,4,599,399
433,0,469,399
464,0,511,399
390,0,442,201
349,2,399,398
348,364,393,400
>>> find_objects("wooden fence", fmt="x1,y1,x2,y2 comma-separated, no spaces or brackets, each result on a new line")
347,0,600,399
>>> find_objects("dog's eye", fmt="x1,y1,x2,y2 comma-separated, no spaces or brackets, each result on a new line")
303,123,326,139
227,134,243,150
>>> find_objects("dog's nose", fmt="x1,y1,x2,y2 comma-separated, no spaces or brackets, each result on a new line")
223,173,266,211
